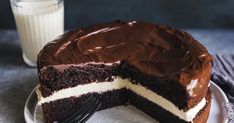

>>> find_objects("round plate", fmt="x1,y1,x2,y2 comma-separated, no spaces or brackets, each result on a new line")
24,81,229,123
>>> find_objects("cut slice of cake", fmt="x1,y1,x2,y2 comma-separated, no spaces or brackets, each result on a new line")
37,21,212,123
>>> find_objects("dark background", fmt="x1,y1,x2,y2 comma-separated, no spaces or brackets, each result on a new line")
0,1,234,123
1,0,234,29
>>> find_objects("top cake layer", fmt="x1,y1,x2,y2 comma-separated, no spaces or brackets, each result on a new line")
38,21,212,86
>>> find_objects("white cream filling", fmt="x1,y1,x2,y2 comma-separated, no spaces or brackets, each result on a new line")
187,79,198,97
37,78,206,122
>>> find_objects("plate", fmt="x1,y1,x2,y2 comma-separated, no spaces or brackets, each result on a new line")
24,81,229,123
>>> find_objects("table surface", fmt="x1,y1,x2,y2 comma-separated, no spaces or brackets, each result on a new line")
0,29,233,123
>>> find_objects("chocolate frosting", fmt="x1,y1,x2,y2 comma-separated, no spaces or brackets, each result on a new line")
38,21,212,85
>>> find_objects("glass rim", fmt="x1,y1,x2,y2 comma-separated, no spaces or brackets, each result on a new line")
10,0,63,8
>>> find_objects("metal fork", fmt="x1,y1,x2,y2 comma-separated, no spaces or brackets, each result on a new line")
59,96,101,123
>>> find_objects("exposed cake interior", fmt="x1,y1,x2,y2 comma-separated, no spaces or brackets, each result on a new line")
37,62,211,123
37,77,207,122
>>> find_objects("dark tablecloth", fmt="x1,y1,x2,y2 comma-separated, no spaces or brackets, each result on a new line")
212,54,234,123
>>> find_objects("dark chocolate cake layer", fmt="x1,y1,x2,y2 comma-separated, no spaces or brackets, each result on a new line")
42,89,128,123
41,88,211,123
39,63,120,97
129,88,211,123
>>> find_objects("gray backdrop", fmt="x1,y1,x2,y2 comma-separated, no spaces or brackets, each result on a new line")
1,0,234,29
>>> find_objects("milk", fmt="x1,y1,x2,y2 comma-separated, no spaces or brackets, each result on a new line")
11,0,64,66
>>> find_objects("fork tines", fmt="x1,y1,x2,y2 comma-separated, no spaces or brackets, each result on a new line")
60,96,101,123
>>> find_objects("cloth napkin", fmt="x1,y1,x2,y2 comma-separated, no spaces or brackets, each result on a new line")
211,54,234,123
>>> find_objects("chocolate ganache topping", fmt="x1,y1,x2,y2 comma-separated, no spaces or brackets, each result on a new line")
38,21,212,84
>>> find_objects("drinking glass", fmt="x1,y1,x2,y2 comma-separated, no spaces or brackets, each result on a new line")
10,0,64,67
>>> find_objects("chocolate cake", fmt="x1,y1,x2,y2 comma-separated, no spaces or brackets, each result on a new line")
36,21,212,123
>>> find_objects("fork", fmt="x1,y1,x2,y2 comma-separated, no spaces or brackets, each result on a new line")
59,96,101,123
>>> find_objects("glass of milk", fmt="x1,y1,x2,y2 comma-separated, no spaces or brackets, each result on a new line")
10,0,64,67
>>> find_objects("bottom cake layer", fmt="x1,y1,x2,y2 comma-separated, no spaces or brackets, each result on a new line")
129,89,211,123
41,89,211,123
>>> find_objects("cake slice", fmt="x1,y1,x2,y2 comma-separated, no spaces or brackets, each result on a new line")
37,21,212,123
